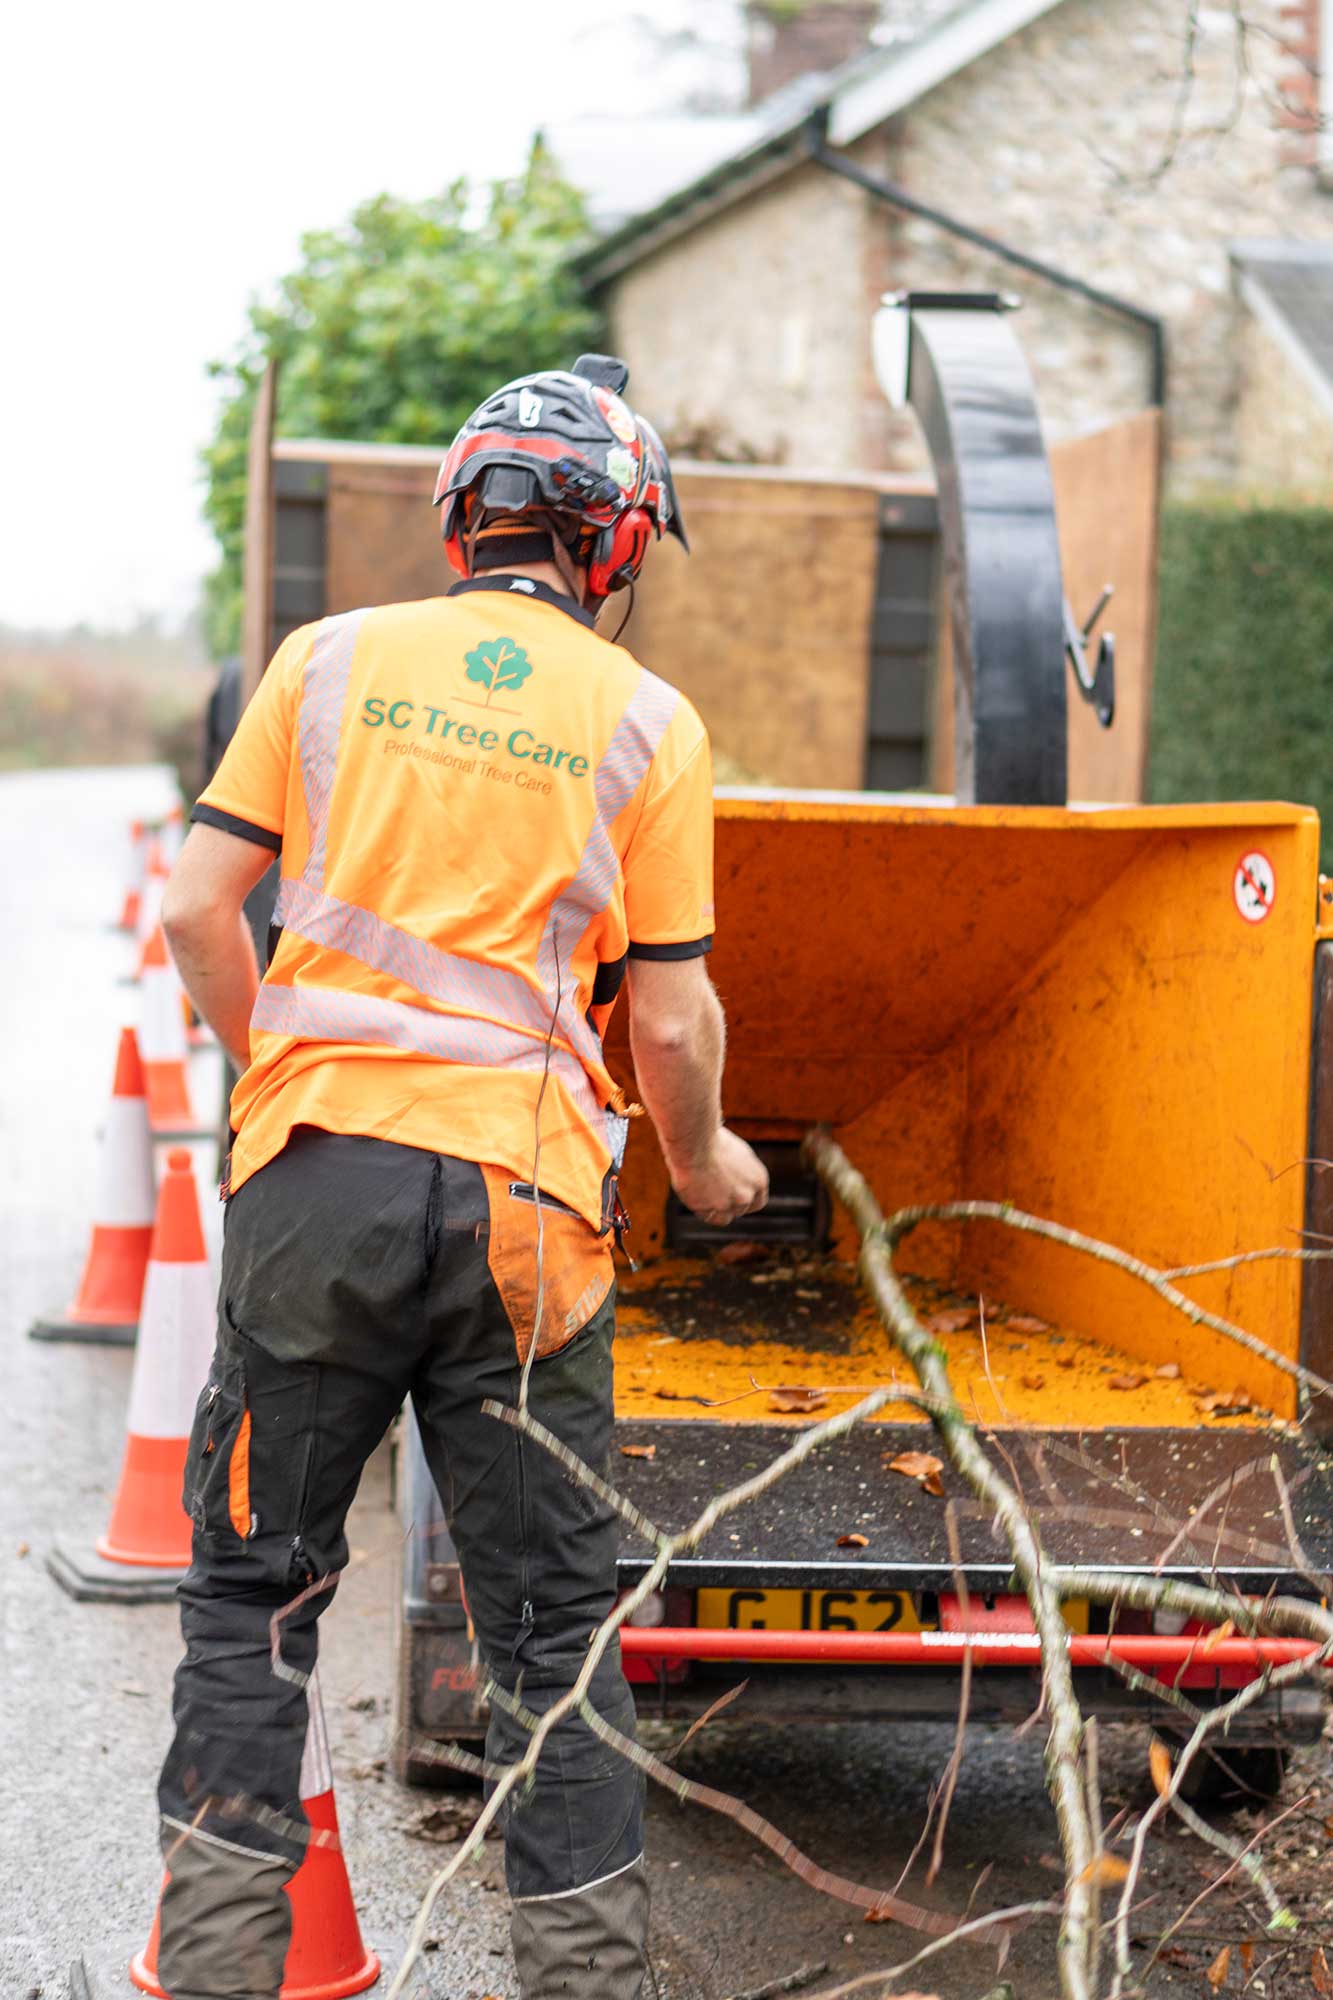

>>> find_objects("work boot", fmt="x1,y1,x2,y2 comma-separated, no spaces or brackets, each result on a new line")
510,1854,650,1999
156,1819,295,2000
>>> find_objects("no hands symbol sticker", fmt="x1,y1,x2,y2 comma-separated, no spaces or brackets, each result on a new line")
1234,850,1276,924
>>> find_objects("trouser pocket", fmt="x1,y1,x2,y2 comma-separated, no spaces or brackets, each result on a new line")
480,1164,614,1363
184,1308,319,1579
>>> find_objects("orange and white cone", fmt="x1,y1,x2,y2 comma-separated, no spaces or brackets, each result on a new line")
47,1149,215,1603
29,1027,156,1347
131,1670,381,2000
117,819,149,933
140,926,209,1137
161,800,186,864
134,839,171,978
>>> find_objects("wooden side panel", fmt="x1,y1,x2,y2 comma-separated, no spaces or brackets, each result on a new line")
630,472,882,790
1058,408,1162,804
241,363,277,701
928,409,1161,803
325,461,442,613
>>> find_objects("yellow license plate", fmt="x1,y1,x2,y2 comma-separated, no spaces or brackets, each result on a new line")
696,1587,923,1634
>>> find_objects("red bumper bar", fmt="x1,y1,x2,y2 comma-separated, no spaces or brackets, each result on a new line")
619,1627,1322,1670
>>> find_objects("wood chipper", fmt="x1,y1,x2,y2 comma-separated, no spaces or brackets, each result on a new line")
393,295,1333,1802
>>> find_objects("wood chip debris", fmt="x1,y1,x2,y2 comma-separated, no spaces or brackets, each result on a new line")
1155,1361,1182,1379
925,1308,974,1333
884,1449,945,1497
1107,1372,1147,1391
619,1443,657,1460
766,1386,829,1413
1004,1314,1050,1335
835,1532,869,1548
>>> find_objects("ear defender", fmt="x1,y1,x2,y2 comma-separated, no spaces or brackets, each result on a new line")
587,509,653,599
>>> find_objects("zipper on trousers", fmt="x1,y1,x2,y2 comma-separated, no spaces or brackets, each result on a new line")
512,1433,535,1665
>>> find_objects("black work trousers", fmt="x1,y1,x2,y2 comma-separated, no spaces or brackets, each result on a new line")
156,1128,646,1999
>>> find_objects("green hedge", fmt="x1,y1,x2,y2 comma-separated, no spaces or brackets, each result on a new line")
1149,504,1333,867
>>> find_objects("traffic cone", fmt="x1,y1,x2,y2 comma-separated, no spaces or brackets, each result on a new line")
141,927,210,1138
47,1149,215,1603
161,800,186,863
134,840,170,978
29,1027,155,1346
130,1671,381,2000
117,820,148,932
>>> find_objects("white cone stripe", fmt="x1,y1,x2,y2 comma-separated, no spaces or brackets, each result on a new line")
136,871,165,947
126,1256,216,1438
299,1669,333,1798
140,962,188,1063
94,1096,156,1227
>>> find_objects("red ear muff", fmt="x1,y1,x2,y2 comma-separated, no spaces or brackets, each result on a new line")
587,509,652,599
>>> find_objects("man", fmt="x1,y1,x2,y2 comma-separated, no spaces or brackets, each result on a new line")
157,353,768,2000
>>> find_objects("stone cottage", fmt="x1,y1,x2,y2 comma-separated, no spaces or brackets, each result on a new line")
563,0,1333,492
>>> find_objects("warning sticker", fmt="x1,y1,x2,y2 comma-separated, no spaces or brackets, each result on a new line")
1233,850,1276,924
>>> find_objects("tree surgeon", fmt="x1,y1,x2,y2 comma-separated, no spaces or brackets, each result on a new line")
156,354,769,2000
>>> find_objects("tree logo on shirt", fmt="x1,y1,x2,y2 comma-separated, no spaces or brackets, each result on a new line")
464,637,533,704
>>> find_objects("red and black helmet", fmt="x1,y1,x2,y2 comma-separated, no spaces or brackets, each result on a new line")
433,354,688,600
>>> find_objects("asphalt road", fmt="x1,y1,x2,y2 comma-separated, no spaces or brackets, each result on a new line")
3,766,1331,2000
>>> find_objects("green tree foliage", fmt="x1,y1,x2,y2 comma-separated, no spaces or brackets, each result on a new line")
201,140,598,655
1150,502,1333,868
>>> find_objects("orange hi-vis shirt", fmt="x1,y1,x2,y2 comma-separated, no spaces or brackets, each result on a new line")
194,577,714,1228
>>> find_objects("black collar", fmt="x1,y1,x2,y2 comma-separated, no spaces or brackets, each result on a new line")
448,574,596,630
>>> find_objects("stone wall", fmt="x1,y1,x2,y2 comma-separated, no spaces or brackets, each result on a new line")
603,0,1333,490
1236,311,1333,491
887,0,1333,487
607,128,895,471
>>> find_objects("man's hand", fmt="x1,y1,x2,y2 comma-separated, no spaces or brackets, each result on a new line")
667,1125,769,1228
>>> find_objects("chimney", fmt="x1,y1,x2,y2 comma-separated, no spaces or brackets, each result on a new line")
746,1,879,107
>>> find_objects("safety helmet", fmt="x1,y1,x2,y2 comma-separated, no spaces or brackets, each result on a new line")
433,354,688,600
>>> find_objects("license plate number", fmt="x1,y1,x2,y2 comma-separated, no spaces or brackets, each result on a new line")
696,1587,923,1634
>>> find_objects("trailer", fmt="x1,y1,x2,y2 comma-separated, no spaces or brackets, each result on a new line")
385,298,1333,1802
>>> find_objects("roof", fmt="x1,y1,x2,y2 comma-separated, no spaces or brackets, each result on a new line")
571,0,1073,288
1232,240,1333,423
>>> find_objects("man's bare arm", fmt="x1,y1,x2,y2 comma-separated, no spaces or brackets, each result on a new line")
627,956,768,1227
161,824,274,1071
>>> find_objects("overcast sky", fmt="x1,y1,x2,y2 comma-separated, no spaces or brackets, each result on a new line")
2,1,744,633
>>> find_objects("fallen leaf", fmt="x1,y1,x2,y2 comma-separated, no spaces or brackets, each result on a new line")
1239,1942,1255,1976
1314,1946,1333,1996
620,1444,657,1460
836,1532,869,1548
1200,1618,1236,1655
1199,1390,1253,1416
716,1240,769,1267
1206,1943,1230,1991
886,1450,945,1498
1149,1736,1173,1798
404,1800,498,1844
926,1308,974,1333
1021,1373,1047,1392
1108,1372,1147,1392
1076,1852,1131,1886
1155,1361,1182,1379
767,1386,828,1413
1005,1314,1050,1335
